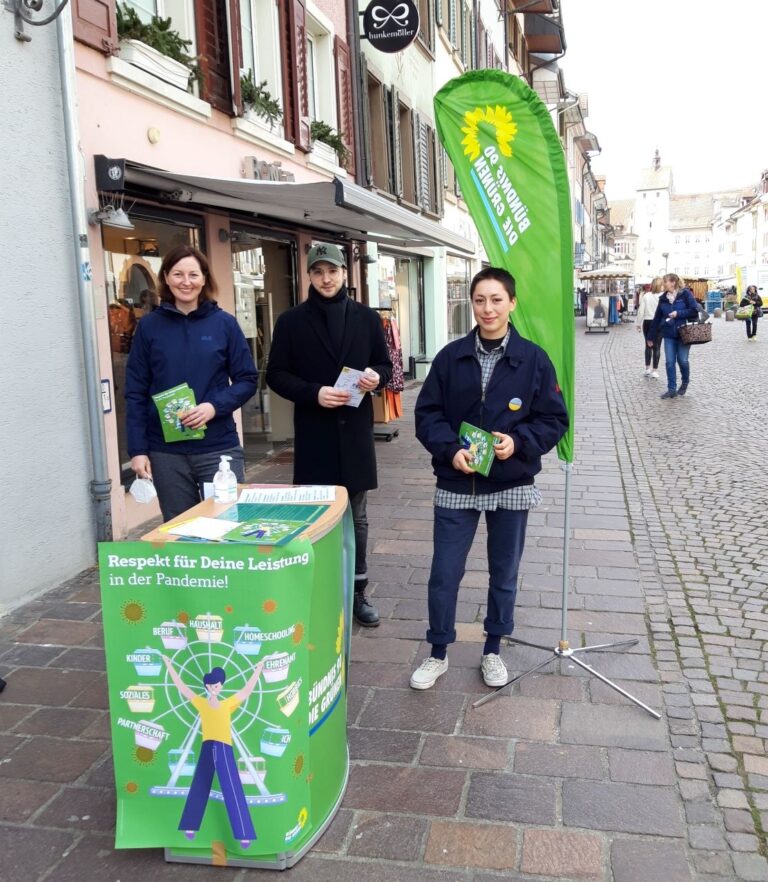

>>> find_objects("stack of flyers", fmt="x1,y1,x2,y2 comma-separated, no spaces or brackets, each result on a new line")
152,383,206,443
458,422,496,477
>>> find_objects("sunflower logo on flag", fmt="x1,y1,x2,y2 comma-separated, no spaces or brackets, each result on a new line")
461,105,518,162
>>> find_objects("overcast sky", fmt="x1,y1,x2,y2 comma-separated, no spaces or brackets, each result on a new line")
560,0,767,201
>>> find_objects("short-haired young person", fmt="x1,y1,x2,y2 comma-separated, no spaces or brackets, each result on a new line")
266,244,392,626
411,268,569,690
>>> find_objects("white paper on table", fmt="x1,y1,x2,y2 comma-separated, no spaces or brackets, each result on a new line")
333,366,366,408
238,485,336,504
166,517,239,541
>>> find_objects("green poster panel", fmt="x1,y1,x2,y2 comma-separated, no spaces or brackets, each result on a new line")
99,534,348,868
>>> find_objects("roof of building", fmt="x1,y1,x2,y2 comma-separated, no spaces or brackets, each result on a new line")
669,194,714,230
637,166,673,191
608,199,634,230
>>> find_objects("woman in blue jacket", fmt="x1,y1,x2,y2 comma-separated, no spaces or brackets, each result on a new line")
411,267,569,691
125,245,258,520
647,273,699,399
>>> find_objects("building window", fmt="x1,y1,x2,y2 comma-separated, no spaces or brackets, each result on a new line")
367,73,391,193
446,255,471,341
305,10,336,127
417,0,434,51
239,0,283,114
399,103,417,205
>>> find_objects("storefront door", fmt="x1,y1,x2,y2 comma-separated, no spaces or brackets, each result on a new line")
377,254,425,374
230,229,297,458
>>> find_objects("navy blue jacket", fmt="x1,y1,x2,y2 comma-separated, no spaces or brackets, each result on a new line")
648,288,699,340
415,324,569,494
125,300,258,456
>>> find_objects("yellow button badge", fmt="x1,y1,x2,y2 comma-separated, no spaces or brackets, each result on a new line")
508,397,522,411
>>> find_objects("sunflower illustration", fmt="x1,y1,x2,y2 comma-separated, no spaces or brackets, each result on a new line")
461,105,517,162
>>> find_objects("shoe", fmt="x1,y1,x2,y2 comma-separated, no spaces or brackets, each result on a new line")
410,656,449,690
660,390,677,399
240,840,251,849
184,831,196,841
678,384,688,396
353,591,380,627
481,653,508,687
643,368,651,377
651,371,659,379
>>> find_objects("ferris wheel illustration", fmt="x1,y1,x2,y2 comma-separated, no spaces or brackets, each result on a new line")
129,617,300,808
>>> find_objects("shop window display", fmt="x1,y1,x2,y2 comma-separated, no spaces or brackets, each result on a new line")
102,215,202,485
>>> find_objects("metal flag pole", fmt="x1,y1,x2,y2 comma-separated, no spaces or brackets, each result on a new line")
473,463,660,718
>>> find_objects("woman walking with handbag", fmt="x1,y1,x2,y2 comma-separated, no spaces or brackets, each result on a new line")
636,277,662,378
647,273,699,399
740,285,762,340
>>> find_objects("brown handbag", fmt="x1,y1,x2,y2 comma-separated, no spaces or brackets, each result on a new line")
678,322,712,345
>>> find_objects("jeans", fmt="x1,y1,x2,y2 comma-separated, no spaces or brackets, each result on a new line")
746,316,758,338
178,740,256,841
349,491,368,588
663,337,691,393
150,445,245,521
642,321,661,368
426,506,529,646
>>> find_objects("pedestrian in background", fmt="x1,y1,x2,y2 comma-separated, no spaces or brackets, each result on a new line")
647,273,699,399
636,276,662,378
266,243,392,627
410,267,568,691
740,285,762,340
126,245,258,520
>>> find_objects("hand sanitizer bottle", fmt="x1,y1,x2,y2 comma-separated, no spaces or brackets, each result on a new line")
213,455,237,503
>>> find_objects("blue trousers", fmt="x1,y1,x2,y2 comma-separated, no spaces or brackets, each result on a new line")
662,337,691,392
150,445,245,522
426,506,529,646
179,740,256,841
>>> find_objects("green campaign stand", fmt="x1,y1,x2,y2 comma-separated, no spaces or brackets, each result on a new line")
98,487,353,869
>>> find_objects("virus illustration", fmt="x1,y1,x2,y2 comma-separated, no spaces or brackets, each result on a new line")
121,600,146,624
262,598,278,614
461,105,517,162
292,622,305,645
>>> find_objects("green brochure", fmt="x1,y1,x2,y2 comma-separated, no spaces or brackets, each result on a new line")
458,421,496,477
218,504,329,547
152,383,206,443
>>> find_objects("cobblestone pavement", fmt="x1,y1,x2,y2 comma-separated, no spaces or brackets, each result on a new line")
0,316,766,881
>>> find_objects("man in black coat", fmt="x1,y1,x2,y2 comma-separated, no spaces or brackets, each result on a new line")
266,243,393,626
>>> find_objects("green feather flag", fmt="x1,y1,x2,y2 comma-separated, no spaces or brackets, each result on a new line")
434,70,575,462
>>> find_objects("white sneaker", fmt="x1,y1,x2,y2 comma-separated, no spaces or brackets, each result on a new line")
410,656,448,690
643,368,651,377
651,371,659,379
481,653,508,687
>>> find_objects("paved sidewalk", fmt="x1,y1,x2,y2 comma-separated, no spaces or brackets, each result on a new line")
0,317,765,880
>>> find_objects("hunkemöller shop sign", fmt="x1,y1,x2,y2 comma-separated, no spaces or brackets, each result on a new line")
362,0,420,53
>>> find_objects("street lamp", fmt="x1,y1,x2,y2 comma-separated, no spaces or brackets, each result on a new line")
662,252,669,272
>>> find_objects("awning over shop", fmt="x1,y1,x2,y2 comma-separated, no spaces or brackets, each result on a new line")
125,161,475,254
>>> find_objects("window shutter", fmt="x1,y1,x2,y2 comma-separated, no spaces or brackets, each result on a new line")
72,0,117,54
279,0,311,151
194,0,234,113
434,0,442,28
412,111,423,209
418,118,432,213
334,35,356,176
432,128,443,216
359,54,374,187
477,18,486,68
448,0,456,46
459,4,467,64
228,0,243,115
469,13,476,68
389,88,403,199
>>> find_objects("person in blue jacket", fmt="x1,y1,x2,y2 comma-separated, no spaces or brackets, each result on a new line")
646,273,700,399
125,245,258,520
410,267,569,691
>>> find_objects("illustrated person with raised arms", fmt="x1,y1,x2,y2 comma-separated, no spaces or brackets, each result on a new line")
162,656,264,848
